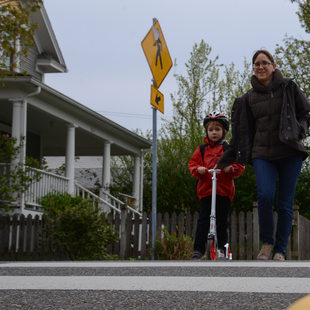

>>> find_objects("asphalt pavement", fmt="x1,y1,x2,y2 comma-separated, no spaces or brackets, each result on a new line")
0,261,309,309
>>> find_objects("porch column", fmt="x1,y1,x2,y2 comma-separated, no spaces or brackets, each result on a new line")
10,100,23,210
20,99,28,165
20,87,41,165
11,100,23,164
65,124,76,195
9,87,41,213
99,142,111,213
139,151,144,213
132,155,140,211
102,142,111,192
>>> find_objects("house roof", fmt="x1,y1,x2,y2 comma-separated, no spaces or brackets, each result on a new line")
0,2,151,157
0,76,152,156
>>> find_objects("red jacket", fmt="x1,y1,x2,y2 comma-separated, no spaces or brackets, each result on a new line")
188,138,245,201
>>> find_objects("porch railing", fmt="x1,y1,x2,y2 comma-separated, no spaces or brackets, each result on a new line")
24,167,69,208
0,164,69,209
75,183,142,216
1,164,142,216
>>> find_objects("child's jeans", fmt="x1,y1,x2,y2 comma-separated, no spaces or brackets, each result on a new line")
194,195,230,255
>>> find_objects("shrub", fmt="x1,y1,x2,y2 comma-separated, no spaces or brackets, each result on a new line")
0,134,42,209
40,193,118,260
154,227,193,260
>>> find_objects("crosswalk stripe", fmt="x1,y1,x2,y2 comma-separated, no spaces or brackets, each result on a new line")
0,276,309,293
1,261,310,268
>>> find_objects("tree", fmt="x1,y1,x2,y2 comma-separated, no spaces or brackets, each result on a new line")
156,41,222,213
109,41,253,215
274,36,310,97
0,0,42,78
157,41,252,213
274,0,310,97
291,0,310,33
218,59,252,116
108,129,153,213
165,41,222,148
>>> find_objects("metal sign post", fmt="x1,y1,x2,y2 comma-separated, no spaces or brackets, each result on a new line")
141,18,172,260
151,106,157,260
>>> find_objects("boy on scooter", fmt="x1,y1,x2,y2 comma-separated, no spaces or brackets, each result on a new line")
189,112,245,260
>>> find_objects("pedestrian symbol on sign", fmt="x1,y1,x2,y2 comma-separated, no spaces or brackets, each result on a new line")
141,19,172,88
152,25,163,69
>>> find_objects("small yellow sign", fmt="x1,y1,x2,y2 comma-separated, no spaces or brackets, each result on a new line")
141,19,172,89
150,85,164,114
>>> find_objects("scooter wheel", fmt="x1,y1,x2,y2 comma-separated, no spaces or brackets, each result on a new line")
206,239,217,261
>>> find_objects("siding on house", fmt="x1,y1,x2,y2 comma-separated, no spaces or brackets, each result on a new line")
75,168,102,189
20,46,43,81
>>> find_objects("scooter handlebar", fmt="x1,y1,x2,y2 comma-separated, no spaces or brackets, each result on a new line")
208,169,221,174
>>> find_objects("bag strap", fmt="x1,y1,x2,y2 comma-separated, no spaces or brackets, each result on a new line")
199,144,207,161
199,140,228,160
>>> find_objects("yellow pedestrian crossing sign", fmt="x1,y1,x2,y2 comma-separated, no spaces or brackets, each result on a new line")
141,19,172,89
150,85,164,114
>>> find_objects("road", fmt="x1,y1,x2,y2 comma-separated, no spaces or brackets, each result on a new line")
0,261,309,309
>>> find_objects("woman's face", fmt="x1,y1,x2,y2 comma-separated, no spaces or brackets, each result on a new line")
253,53,276,87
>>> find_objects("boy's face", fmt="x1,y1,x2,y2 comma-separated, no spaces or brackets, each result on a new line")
207,122,223,142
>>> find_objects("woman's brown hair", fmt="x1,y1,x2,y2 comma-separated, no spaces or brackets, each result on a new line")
252,50,275,64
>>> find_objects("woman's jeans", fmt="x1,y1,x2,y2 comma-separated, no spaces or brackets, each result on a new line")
253,156,302,256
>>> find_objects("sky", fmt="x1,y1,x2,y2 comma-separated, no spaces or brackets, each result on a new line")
43,0,309,134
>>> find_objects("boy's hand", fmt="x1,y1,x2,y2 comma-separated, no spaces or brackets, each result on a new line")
197,167,207,175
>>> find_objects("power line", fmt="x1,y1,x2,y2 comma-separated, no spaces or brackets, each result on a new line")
96,110,173,120
96,111,151,119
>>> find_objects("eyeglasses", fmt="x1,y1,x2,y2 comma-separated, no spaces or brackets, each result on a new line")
253,61,273,68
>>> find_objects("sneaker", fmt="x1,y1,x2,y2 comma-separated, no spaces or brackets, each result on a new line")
192,251,203,260
257,244,273,260
217,249,226,260
273,253,285,261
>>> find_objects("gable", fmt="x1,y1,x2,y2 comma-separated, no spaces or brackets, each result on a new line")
0,0,67,76
30,3,67,74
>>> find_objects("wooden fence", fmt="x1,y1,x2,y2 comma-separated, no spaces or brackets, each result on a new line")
0,212,152,261
156,205,310,260
0,205,309,260
0,214,67,260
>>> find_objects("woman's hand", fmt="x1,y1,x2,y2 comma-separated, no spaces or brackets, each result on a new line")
214,164,232,173
223,165,233,173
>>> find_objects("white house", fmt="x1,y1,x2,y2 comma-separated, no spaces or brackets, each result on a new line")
0,1,151,216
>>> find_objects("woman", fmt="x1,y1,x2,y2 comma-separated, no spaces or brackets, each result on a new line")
217,50,310,261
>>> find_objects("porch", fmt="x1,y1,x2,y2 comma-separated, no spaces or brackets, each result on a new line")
0,76,151,216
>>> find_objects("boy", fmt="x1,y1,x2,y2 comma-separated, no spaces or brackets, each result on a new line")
188,112,245,259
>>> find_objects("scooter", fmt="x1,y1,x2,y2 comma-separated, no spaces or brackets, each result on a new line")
206,169,232,261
